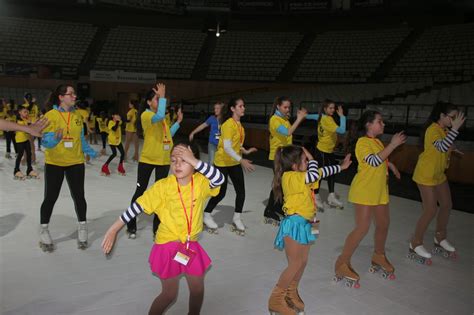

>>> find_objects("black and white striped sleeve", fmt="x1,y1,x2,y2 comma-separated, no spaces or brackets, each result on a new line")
364,154,383,167
120,202,144,223
305,160,320,184
195,160,225,188
433,129,459,153
320,165,342,179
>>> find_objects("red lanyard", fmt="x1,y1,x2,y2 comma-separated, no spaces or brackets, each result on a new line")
176,177,194,248
232,118,243,145
57,110,71,136
162,120,169,142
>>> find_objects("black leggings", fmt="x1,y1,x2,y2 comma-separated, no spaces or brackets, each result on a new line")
5,131,17,153
100,132,107,149
14,140,32,175
127,163,170,233
264,161,283,217
314,150,336,194
106,143,125,165
204,164,245,214
40,163,86,224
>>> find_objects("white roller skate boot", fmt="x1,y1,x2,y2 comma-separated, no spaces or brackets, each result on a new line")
433,237,457,259
39,224,54,252
77,221,88,250
315,193,325,213
203,212,218,234
14,171,26,180
5,152,12,159
327,192,344,209
408,243,432,265
231,213,245,236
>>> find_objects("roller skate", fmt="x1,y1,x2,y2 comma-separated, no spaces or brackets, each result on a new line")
5,152,12,159
101,163,111,176
263,210,281,226
127,229,137,239
77,221,88,250
39,224,55,252
203,212,219,234
27,170,40,179
327,192,344,210
268,286,296,315
314,193,325,213
333,262,360,288
286,281,305,314
14,171,26,180
407,243,432,265
432,238,457,260
118,162,126,176
230,213,245,236
369,253,396,280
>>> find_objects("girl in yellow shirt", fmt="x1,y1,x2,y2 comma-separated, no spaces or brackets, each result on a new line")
126,83,183,239
202,98,257,236
335,110,406,287
264,96,307,226
124,100,139,162
269,145,351,314
39,85,97,252
13,107,39,179
96,111,109,155
315,100,347,210
101,113,126,176
409,102,465,263
22,93,39,164
102,142,224,315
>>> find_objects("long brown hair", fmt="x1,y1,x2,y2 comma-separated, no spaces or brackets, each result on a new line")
269,96,291,120
45,85,73,110
272,145,304,203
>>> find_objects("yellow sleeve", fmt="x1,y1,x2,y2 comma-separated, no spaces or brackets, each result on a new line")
42,111,58,134
108,120,115,130
425,125,443,148
141,112,151,131
197,173,221,198
136,180,164,216
269,116,279,135
221,120,234,140
355,138,377,164
321,116,338,133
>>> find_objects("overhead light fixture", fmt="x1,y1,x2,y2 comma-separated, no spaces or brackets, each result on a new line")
208,22,226,37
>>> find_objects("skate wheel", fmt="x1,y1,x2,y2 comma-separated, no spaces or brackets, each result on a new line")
344,281,352,288
382,272,388,279
353,282,360,289
388,274,396,280
332,275,340,282
425,259,432,265
368,266,376,273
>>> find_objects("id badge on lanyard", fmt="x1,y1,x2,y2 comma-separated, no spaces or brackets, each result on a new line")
162,121,171,151
172,178,195,266
63,136,74,148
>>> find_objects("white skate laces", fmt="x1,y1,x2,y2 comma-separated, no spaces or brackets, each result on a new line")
410,243,432,259
434,238,455,252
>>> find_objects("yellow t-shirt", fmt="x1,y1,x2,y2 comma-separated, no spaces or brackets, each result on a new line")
0,111,4,136
317,115,338,153
96,117,108,133
348,137,389,205
136,172,220,244
269,114,292,161
15,119,30,143
125,108,138,132
107,120,122,145
139,110,173,166
282,171,319,220
22,103,39,123
412,123,450,186
88,113,96,130
76,109,89,125
43,109,85,166
214,118,245,167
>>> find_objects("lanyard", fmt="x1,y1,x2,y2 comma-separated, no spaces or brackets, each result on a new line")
232,118,243,145
162,120,169,141
176,177,194,249
57,110,71,135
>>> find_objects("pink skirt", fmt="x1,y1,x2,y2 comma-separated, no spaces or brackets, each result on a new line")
148,241,212,279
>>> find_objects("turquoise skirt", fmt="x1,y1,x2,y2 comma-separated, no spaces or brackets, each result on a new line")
274,215,317,250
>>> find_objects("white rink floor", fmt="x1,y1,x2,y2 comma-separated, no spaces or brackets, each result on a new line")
0,140,473,315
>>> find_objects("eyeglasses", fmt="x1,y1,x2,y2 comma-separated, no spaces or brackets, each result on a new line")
62,93,77,97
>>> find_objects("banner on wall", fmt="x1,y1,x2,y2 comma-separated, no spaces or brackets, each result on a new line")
90,70,156,84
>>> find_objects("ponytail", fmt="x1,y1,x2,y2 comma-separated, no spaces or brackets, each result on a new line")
45,85,71,110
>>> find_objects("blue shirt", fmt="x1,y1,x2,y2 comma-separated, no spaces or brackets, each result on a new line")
205,116,221,145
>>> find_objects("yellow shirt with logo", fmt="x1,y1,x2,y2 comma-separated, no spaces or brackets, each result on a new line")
348,137,389,205
107,120,122,145
96,117,108,133
282,171,319,220
43,109,85,166
136,172,220,244
22,103,39,123
77,109,89,125
139,110,173,165
413,123,450,186
125,108,138,132
214,118,244,167
317,115,339,153
88,112,96,130
269,114,292,161
15,119,30,143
